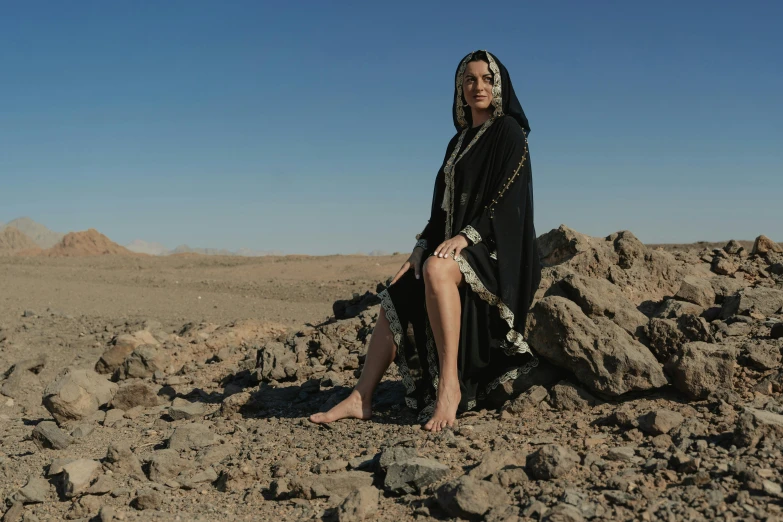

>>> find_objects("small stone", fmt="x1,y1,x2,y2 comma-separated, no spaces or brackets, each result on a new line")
147,450,193,482
168,423,218,451
16,476,50,504
105,443,145,481
543,503,586,522
169,398,206,421
62,459,101,498
436,475,511,519
527,444,580,480
384,457,449,495
70,423,95,439
132,490,162,510
337,486,380,521
31,421,73,450
314,458,348,474
675,277,716,307
549,381,598,411
468,450,518,480
605,447,637,462
377,446,418,471
111,381,159,410
42,368,117,424
763,480,782,497
66,495,101,519
103,409,125,427
637,410,684,435
771,323,783,340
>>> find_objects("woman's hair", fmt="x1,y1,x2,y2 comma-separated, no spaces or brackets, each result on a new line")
466,51,490,65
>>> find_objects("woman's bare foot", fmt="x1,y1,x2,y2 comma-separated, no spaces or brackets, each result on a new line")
423,380,461,432
309,390,372,424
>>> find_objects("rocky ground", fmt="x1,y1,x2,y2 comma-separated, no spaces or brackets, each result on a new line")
1,228,782,521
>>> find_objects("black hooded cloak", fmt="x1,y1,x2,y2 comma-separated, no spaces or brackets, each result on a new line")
377,50,541,420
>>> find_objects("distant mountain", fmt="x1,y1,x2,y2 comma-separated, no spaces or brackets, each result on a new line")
235,247,284,257
1,217,64,249
42,229,136,257
0,227,40,254
126,239,169,256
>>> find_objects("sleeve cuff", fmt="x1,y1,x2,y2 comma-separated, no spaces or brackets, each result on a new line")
460,225,482,245
415,239,428,250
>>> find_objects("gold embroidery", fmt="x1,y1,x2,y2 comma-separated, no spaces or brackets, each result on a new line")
485,133,529,215
489,250,498,260
485,52,504,119
442,118,495,239
455,55,470,129
482,356,540,397
460,225,481,245
377,289,416,400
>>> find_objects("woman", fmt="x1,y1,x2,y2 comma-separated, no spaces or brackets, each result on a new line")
311,50,541,432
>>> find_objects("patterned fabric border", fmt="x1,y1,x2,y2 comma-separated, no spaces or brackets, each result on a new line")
377,289,416,408
460,226,482,245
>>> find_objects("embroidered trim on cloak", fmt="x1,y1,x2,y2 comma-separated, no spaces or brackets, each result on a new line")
442,118,494,239
460,226,482,245
377,289,417,410
415,239,428,250
453,254,532,356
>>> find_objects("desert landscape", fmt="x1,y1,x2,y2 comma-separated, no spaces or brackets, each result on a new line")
1,218,783,521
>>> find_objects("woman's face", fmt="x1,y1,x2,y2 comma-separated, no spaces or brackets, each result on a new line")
462,60,494,114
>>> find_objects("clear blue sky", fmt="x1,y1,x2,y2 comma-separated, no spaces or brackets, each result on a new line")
1,1,780,255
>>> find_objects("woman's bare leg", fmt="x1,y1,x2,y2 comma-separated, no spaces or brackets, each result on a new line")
422,256,465,432
309,308,397,424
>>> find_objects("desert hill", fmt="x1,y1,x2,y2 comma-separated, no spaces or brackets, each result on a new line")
0,226,40,255
40,228,137,257
0,217,64,248
125,239,169,256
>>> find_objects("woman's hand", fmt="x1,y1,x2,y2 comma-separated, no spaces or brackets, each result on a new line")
434,234,469,259
391,247,425,284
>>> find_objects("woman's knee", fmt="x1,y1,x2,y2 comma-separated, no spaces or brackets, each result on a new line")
423,256,460,287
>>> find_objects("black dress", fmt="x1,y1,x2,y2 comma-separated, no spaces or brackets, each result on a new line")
377,50,542,421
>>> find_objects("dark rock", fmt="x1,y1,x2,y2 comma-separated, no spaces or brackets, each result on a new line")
739,340,781,370
168,423,218,451
384,457,449,495
502,385,548,414
734,408,783,448
637,410,684,435
255,342,298,382
468,450,518,480
772,322,783,340
527,444,580,480
0,356,46,399
665,342,738,400
436,475,511,520
549,381,598,410
527,296,667,396
675,276,716,307
544,273,648,336
377,446,418,471
111,380,159,410
721,287,783,319
724,240,743,255
31,421,73,450
116,345,170,380
105,442,145,480
132,490,162,510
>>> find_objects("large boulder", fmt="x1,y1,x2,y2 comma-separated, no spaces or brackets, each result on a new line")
544,273,648,336
721,287,783,319
42,368,117,424
665,342,738,400
116,345,170,380
675,276,716,308
527,296,668,396
536,226,686,305
752,235,783,255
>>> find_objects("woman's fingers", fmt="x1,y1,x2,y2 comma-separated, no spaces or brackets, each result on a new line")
453,244,464,258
